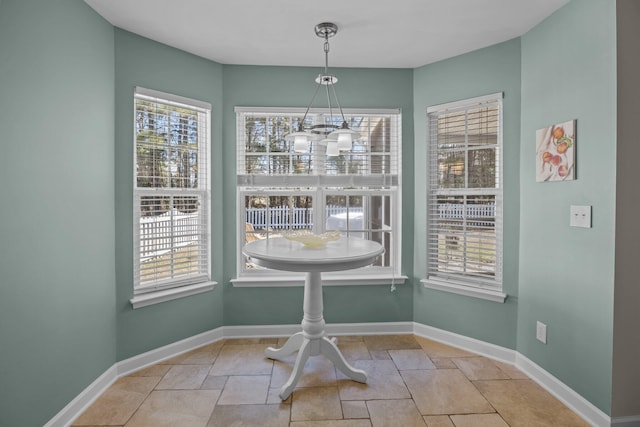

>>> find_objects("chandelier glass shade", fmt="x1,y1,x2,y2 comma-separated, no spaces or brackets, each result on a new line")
323,138,340,157
284,23,360,155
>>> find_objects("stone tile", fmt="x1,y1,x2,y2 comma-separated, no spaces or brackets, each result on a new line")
370,350,391,360
493,361,529,379
389,349,436,370
72,336,590,427
160,342,222,365
363,334,421,351
291,386,342,421
342,400,369,419
423,415,455,427
127,364,171,377
271,355,337,389
224,337,274,345
431,358,457,369
449,414,510,427
206,404,289,427
160,351,213,365
338,360,410,400
334,335,365,342
156,365,209,389
400,369,494,415
72,376,160,426
336,335,365,342
198,341,225,351
289,421,372,427
474,379,590,426
367,399,427,427
124,390,219,427
337,341,372,362
267,387,292,404
209,344,273,375
414,336,475,358
452,357,509,381
217,375,270,405
201,375,227,390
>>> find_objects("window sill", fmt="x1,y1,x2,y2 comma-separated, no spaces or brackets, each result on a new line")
130,281,217,309
231,274,407,287
421,278,507,303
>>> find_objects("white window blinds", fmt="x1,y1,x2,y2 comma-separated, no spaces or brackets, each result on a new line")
235,107,402,279
133,87,211,292
426,93,503,289
236,108,400,187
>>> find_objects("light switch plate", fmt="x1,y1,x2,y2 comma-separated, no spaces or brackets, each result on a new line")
570,205,591,228
536,321,547,344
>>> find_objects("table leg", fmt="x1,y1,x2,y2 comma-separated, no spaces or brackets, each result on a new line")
278,337,312,400
301,271,325,342
319,336,367,383
268,270,368,400
264,332,304,361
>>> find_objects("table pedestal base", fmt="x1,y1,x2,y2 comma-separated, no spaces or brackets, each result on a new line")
264,271,367,400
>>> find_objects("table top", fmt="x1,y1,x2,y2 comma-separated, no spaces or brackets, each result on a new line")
243,237,384,273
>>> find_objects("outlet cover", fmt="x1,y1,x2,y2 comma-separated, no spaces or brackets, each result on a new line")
570,205,591,228
536,321,547,344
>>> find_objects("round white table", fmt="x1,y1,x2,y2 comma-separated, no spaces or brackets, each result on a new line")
243,236,384,400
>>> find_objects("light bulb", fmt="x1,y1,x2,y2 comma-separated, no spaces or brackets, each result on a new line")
326,141,339,157
293,135,308,153
336,132,352,151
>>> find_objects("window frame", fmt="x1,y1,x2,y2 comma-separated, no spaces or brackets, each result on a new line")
130,87,215,308
422,93,506,302
233,107,405,287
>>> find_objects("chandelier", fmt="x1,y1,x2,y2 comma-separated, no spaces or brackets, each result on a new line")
284,22,360,156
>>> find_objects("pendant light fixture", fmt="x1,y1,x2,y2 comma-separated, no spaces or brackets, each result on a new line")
285,22,360,154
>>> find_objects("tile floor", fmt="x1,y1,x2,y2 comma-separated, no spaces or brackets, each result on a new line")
72,334,590,427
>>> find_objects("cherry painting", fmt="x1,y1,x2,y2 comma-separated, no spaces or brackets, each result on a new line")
536,119,576,182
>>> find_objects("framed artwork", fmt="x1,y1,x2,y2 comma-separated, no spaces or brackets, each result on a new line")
536,119,576,182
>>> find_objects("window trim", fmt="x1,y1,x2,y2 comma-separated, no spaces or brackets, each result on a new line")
234,107,403,286
421,278,507,303
424,92,504,301
130,281,217,309
131,87,216,307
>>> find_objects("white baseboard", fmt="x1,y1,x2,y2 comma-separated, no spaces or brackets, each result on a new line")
328,321,414,336
49,321,615,427
412,322,611,427
44,364,118,427
116,327,225,377
612,415,640,426
414,323,611,427
412,322,517,364
220,323,301,338
220,321,413,338
50,322,412,426
516,353,611,427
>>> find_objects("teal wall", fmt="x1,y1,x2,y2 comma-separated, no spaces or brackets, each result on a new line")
114,29,225,360
0,1,116,426
518,0,616,413
412,39,522,349
222,65,415,326
0,0,623,423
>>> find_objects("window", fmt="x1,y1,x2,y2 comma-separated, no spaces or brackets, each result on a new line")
234,107,402,285
423,93,505,302
132,88,213,304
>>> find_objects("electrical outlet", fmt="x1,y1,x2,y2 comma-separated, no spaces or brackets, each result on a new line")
570,205,591,228
536,321,547,344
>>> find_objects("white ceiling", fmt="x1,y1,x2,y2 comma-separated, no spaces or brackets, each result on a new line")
84,0,569,69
